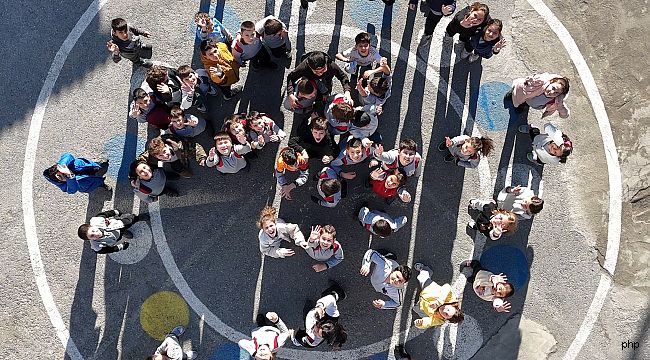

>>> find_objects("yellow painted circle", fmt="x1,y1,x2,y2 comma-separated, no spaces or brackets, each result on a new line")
140,291,190,341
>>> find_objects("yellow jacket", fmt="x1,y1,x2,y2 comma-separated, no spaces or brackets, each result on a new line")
200,42,240,86
416,282,457,329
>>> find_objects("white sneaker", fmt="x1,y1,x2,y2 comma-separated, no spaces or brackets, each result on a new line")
291,334,303,347
467,220,477,229
185,350,197,360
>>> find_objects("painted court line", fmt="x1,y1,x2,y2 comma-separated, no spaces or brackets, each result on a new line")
21,1,622,359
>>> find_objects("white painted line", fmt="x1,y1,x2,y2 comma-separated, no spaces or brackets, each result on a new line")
20,0,109,359
523,1,622,358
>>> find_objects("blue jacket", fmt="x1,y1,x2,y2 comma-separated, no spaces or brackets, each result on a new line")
44,153,104,194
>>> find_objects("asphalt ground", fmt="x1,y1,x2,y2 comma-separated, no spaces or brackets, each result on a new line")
1,0,648,359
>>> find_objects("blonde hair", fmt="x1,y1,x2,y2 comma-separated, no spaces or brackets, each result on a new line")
492,209,518,233
258,206,277,228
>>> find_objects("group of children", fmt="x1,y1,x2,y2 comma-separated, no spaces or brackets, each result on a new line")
38,2,580,359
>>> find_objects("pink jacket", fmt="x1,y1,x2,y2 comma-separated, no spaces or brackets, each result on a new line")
511,73,570,118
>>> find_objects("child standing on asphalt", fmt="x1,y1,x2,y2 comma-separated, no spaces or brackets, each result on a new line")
284,78,328,115
106,17,152,67
129,88,171,130
200,38,242,100
147,325,197,360
330,137,373,179
460,260,515,313
357,58,392,115
463,18,507,62
336,32,382,76
256,15,292,60
312,167,344,208
496,185,544,219
288,117,340,164
508,73,571,118
145,65,184,107
168,106,207,138
194,12,233,45
467,199,518,240
360,249,412,309
77,209,140,254
205,131,252,174
409,0,456,45
519,123,573,165
246,111,286,150
358,207,408,238
129,160,179,203
275,146,310,200
298,224,344,272
411,262,464,328
372,139,422,178
438,134,494,169
232,21,276,70
239,312,293,360
257,206,305,258
444,2,490,51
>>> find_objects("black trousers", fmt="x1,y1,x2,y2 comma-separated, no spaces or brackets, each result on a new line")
424,13,444,35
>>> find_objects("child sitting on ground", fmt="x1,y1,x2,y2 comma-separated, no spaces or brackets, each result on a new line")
298,224,344,272
438,134,494,168
205,131,252,174
496,185,544,219
283,77,328,115
200,38,242,100
463,18,506,62
129,160,179,203
336,32,382,76
78,209,139,254
467,198,518,240
460,260,515,313
256,15,292,59
357,58,392,115
168,106,207,138
311,167,344,208
288,116,340,164
246,111,286,150
257,206,305,258
368,167,411,204
194,12,233,45
232,21,276,70
129,88,172,130
358,206,408,238
106,17,152,67
145,65,183,107
330,137,373,179
275,146,310,200
44,153,111,194
372,139,422,178
519,123,573,165
325,94,356,135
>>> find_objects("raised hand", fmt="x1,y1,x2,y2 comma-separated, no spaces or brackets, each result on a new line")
309,225,322,241
156,83,170,94
374,144,384,157
106,40,119,54
493,38,507,52
445,136,453,147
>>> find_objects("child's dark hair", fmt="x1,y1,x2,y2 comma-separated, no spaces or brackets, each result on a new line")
318,319,347,349
281,147,298,166
77,224,91,240
307,52,328,69
111,18,128,32
558,134,573,163
468,136,494,156
354,32,371,45
320,178,341,196
529,196,544,214
503,282,515,298
177,65,194,79
297,78,315,95
222,114,246,142
368,76,390,97
128,159,148,180
352,110,371,128
387,169,406,188
310,117,328,131
550,77,570,95
148,137,168,157
485,18,503,33
395,265,412,282
145,65,168,88
372,219,392,237
399,138,417,153
346,137,364,151
240,20,255,31
332,102,355,122
44,165,62,183
264,18,283,35
169,105,184,119
200,38,220,54
132,88,148,101
445,303,465,324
